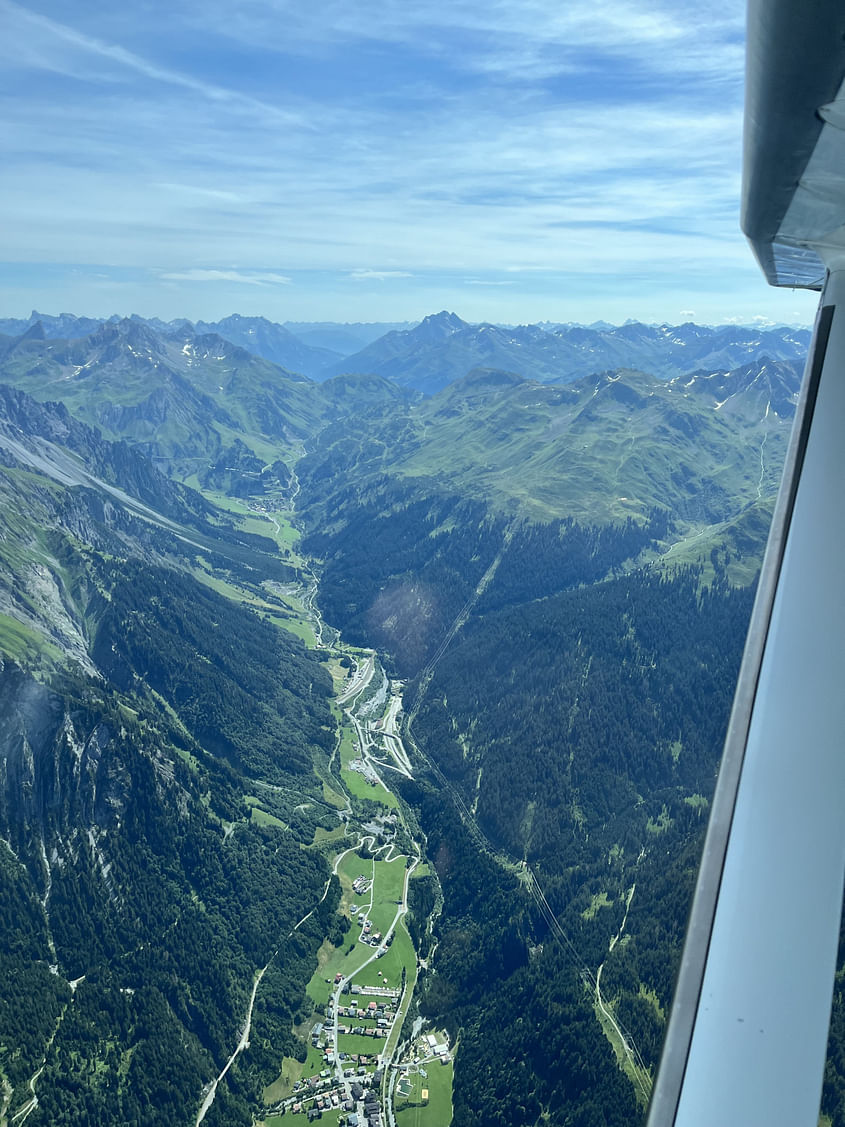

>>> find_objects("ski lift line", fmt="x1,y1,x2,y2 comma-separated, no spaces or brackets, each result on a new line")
406,527,513,721
524,868,594,982
529,879,650,1093
410,716,647,1080
523,868,652,1093
398,523,653,1093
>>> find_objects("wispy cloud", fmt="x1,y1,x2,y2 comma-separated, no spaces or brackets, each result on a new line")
160,269,292,285
0,0,307,126
0,0,814,324
193,0,743,87
349,269,414,281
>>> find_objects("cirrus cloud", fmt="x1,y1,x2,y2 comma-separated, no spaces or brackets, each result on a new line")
159,269,292,286
349,269,415,281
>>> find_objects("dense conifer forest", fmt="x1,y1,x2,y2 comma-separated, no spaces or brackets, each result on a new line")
0,317,832,1124
0,559,341,1126
301,481,757,1124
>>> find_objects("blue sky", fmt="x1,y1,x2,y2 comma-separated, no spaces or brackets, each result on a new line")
0,0,817,326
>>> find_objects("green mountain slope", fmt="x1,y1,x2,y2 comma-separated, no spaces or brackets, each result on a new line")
0,320,323,480
0,310,821,1127
300,359,800,528
0,387,344,1126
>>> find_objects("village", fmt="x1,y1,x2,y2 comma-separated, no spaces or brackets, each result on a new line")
259,646,452,1127
262,839,452,1127
273,1023,453,1127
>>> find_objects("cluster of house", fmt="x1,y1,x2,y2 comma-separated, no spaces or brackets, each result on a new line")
313,997,396,1049
287,1074,385,1126
354,915,395,951
330,996,396,1021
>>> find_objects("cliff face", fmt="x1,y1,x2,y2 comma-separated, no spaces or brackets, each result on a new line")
0,382,216,522
0,665,128,858
0,382,291,679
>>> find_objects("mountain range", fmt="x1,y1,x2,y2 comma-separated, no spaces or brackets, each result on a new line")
318,311,809,394
0,312,805,584
0,306,830,1127
0,313,415,381
295,354,801,542
0,310,810,393
0,318,408,480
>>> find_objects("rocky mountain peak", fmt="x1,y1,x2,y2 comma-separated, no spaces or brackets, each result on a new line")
19,320,46,342
415,310,467,340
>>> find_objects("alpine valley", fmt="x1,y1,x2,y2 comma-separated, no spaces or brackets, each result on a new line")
1,311,843,1127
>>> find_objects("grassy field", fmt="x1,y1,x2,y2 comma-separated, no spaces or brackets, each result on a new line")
593,996,652,1108
251,807,288,830
305,937,374,1010
582,890,613,920
337,848,373,894
208,498,302,559
269,511,303,557
239,511,280,538
0,612,62,667
326,657,353,692
368,857,408,933
322,780,347,810
395,1058,454,1127
273,613,317,645
338,724,398,809
312,824,348,846
263,1054,306,1103
382,924,418,1062
352,920,413,991
191,559,317,645
263,1109,343,1127
244,795,289,830
336,1031,388,1057
191,560,275,611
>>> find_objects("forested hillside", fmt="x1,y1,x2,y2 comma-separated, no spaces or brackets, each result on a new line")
0,312,827,1126
406,565,753,1121
304,478,756,1122
0,388,344,1126
0,661,336,1125
295,343,804,1122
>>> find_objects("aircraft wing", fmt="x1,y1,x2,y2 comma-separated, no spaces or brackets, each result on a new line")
647,2,845,1123
743,0,845,287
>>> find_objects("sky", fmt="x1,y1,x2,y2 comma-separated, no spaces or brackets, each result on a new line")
0,0,818,327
